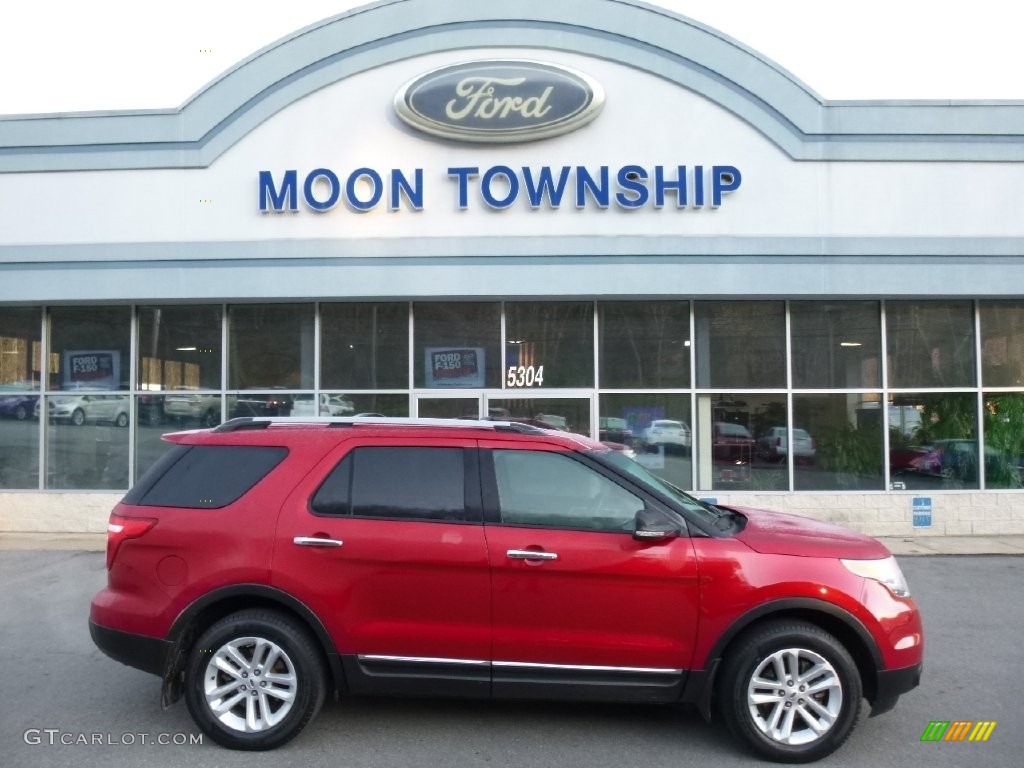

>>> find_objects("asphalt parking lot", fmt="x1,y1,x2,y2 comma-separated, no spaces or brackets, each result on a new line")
1,550,1021,768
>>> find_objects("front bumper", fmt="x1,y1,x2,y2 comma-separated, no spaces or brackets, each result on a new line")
870,662,923,716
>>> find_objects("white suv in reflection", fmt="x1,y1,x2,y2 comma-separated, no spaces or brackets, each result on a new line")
291,394,355,417
164,391,221,427
641,419,692,452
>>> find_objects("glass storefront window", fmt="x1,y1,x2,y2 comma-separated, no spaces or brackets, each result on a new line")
888,392,978,490
791,301,881,389
793,394,884,490
600,393,692,489
980,301,1024,387
696,393,787,491
0,306,42,389
695,302,786,388
983,393,1024,489
321,303,408,389
49,306,130,391
505,302,593,389
0,307,42,488
45,307,130,489
414,303,500,388
886,301,976,388
229,304,314,389
599,302,689,388
138,306,222,392
44,394,129,489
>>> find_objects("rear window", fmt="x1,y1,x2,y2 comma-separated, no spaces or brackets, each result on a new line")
123,445,287,508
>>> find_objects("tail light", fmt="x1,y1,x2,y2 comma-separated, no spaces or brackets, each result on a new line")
106,514,156,569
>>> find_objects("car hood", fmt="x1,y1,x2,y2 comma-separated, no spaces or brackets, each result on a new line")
727,505,890,559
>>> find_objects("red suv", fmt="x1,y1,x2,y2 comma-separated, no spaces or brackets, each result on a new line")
90,417,922,762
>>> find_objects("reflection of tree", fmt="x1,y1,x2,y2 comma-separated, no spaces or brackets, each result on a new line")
511,303,591,387
601,303,688,388
984,395,1024,488
817,425,884,489
916,393,975,443
888,303,975,387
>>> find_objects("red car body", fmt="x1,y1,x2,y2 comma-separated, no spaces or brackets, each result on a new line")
90,417,922,760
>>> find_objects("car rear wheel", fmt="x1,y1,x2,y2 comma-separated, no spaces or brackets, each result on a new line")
184,610,326,750
71,408,85,426
718,620,862,763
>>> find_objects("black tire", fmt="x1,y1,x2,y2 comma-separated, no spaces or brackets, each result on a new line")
14,404,27,420
184,609,326,750
71,408,85,426
115,412,129,428
717,620,862,763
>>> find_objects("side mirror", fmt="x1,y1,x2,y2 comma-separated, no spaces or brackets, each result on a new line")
633,507,680,542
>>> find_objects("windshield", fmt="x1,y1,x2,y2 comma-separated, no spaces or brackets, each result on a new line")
590,449,723,526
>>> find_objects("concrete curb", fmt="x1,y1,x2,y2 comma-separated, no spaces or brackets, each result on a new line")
1,532,1024,555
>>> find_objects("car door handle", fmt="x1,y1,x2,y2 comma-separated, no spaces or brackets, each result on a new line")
293,536,343,548
507,549,558,561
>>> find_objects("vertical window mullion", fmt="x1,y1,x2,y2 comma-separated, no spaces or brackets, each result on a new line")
880,301,891,490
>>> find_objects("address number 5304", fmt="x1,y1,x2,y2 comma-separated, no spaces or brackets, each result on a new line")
506,365,545,387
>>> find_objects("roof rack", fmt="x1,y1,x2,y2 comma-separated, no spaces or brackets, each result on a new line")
212,416,548,435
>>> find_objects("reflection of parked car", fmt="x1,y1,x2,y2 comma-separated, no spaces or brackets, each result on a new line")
600,440,636,459
891,439,1022,486
137,393,165,425
0,393,38,421
291,394,355,417
41,394,130,427
532,413,568,430
598,417,633,444
230,394,294,418
165,391,221,427
641,419,691,452
758,426,816,464
889,446,942,477
713,422,756,482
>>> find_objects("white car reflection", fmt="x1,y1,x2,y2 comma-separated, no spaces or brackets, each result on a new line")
291,394,355,417
38,394,130,427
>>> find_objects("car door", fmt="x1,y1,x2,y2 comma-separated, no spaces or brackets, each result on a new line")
273,435,491,696
479,440,701,700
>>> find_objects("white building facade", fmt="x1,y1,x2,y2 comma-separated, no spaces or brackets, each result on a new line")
2,0,1024,535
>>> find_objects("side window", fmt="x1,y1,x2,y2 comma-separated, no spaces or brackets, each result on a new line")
318,446,467,522
492,449,642,531
125,445,287,508
310,455,353,516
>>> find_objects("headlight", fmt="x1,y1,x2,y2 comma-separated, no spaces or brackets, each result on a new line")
841,555,911,597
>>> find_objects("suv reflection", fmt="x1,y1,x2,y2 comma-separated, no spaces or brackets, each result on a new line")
164,391,220,427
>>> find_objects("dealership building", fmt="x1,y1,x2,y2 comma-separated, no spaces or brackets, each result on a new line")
2,0,1024,536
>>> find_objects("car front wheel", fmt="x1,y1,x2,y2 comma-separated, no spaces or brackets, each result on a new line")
718,620,862,763
184,610,326,750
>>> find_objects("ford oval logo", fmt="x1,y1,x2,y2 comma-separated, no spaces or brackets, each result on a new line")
394,60,605,144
